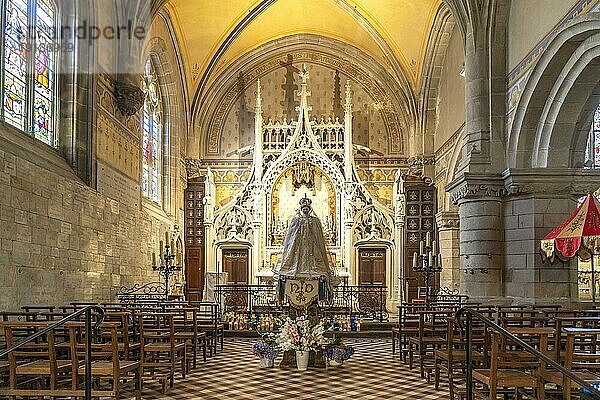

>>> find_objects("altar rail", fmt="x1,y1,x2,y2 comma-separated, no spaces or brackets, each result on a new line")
215,284,388,322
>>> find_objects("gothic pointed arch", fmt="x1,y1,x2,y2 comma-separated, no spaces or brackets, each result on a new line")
508,13,600,169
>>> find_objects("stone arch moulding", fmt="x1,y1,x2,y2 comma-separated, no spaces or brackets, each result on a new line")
418,3,456,156
141,31,187,214
190,34,417,159
508,14,600,169
262,148,345,195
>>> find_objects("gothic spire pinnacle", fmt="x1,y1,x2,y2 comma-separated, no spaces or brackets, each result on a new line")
256,79,262,114
344,79,352,113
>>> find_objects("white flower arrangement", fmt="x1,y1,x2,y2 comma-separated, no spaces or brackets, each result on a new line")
277,315,328,352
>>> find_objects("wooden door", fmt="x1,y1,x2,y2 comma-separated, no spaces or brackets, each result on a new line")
358,248,386,285
222,249,249,285
184,179,205,301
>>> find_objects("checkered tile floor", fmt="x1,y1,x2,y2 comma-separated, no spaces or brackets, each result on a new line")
130,338,449,399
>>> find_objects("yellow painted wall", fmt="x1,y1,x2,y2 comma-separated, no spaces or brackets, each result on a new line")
435,25,464,151
508,0,578,70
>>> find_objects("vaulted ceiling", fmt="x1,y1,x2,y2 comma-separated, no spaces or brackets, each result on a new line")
166,0,441,101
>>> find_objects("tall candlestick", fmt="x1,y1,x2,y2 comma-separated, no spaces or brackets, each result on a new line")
426,231,431,247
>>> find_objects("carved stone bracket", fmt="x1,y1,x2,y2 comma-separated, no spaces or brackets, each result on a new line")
435,211,460,230
113,77,145,117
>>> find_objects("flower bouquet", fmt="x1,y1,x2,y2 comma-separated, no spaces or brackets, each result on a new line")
277,315,327,370
277,315,327,352
252,332,280,368
322,335,354,367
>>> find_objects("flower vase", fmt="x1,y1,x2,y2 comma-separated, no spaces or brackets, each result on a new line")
328,359,343,367
259,357,274,368
296,350,310,371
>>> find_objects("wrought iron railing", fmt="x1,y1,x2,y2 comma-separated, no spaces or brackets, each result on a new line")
215,284,389,322
215,284,279,315
116,281,166,303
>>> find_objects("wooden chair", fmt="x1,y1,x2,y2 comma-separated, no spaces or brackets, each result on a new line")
472,327,552,399
408,309,452,380
138,312,186,394
193,302,224,355
434,315,487,399
0,322,74,398
102,311,140,360
168,306,208,368
67,321,141,399
394,303,425,362
541,327,600,398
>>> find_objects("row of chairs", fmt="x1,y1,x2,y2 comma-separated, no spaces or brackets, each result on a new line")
0,300,225,398
393,302,600,399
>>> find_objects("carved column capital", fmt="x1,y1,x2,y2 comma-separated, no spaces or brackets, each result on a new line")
446,172,505,204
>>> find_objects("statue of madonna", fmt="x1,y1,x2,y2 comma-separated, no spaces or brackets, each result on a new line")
276,196,332,280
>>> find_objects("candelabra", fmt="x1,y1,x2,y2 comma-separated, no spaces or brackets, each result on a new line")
412,231,442,304
152,233,182,300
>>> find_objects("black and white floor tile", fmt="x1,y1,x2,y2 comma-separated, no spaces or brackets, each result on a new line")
129,338,449,399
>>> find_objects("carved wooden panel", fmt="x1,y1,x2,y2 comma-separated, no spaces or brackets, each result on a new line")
404,181,437,301
185,178,205,301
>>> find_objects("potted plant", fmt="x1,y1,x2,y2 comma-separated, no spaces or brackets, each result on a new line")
252,332,280,368
277,315,327,371
323,334,354,367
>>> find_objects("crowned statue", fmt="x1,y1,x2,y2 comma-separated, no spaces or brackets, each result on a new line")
276,196,332,280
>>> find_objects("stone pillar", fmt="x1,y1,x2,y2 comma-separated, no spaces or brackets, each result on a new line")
457,196,504,299
203,169,216,274
436,211,460,291
393,170,406,303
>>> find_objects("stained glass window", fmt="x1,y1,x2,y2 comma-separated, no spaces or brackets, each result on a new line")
585,104,600,168
2,0,56,146
141,59,163,204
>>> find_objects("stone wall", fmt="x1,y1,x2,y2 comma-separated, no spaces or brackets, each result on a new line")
503,196,578,302
0,128,177,310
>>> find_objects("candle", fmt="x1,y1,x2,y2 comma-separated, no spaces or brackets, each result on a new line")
426,231,431,247
428,252,433,267
159,240,163,256
152,252,156,266
419,240,424,255
412,252,417,269
432,240,436,255
165,231,169,244
171,239,175,250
